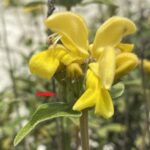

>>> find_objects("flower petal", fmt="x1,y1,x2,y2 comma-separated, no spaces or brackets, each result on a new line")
73,69,100,111
98,47,116,89
89,44,104,60
66,63,83,77
73,89,96,111
92,16,136,51
45,12,89,58
86,69,100,89
51,44,67,59
116,43,134,53
60,53,82,65
95,88,114,118
29,49,59,79
115,53,138,79
48,44,81,66
89,62,99,77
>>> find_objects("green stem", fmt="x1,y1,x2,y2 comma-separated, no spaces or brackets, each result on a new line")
140,41,150,148
80,109,90,150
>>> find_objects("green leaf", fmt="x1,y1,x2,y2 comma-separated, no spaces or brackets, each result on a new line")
98,123,126,137
23,1,46,13
110,82,125,99
14,102,81,146
123,79,141,86
56,0,82,7
82,0,117,6
24,1,45,7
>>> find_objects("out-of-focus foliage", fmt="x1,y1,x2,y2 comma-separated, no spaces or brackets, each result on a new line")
81,0,116,6
1,0,150,149
110,82,125,99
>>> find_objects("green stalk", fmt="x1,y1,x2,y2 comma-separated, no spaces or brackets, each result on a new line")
80,109,90,150
140,41,150,148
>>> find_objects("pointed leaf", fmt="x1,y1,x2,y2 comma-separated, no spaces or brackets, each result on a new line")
14,102,81,146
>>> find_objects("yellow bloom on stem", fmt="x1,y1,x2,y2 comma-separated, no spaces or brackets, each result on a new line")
73,15,137,118
29,12,138,118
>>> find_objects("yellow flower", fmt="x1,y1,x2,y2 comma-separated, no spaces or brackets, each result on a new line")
29,12,138,118
73,69,114,118
29,12,89,79
73,15,138,118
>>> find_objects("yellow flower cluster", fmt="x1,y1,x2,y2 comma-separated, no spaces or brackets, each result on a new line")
29,12,138,118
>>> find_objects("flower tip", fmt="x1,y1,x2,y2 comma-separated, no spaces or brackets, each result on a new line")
44,15,54,28
114,16,137,35
72,105,79,111
95,110,114,119
72,106,76,111
44,18,49,27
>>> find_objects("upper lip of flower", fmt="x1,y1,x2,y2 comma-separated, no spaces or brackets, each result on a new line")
44,12,90,60
44,13,137,60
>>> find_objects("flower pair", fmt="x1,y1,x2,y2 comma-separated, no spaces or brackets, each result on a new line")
29,12,138,118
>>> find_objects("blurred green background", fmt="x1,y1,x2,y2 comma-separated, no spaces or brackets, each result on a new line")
0,0,150,149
